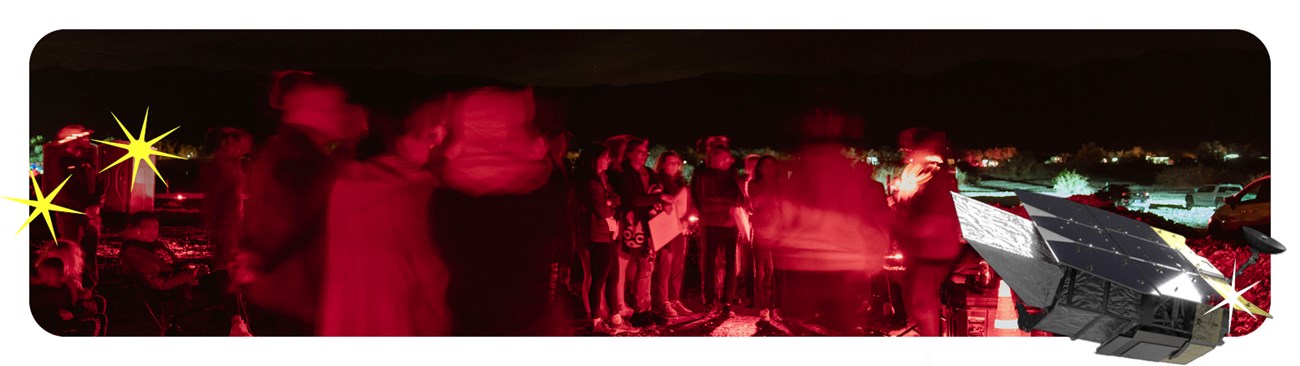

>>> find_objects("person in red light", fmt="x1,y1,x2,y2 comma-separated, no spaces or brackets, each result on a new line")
601,134,637,323
201,127,252,275
746,155,783,323
652,150,694,318
430,86,569,335
318,97,452,336
31,256,103,336
609,138,668,326
121,212,246,336
573,144,635,334
890,127,963,337
692,144,748,318
763,107,891,335
737,153,762,306
45,124,104,292
241,70,363,336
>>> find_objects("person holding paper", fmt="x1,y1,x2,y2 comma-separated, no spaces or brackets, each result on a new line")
609,138,670,326
651,151,694,318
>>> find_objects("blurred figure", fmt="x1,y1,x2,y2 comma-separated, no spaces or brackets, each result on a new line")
120,212,245,335
573,143,631,334
318,97,451,336
652,150,694,318
44,124,103,291
890,127,962,336
243,71,361,335
691,144,747,317
746,155,782,322
431,86,568,335
31,255,103,336
609,138,666,326
33,237,86,294
200,127,252,273
764,107,891,334
541,128,583,322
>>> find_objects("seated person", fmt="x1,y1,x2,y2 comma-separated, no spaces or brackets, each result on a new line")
119,212,249,336
31,256,103,336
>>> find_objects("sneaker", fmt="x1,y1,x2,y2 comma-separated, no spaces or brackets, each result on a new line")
769,309,784,322
671,301,694,316
618,305,635,318
656,302,680,318
704,304,720,317
608,315,640,334
758,309,772,322
592,318,614,335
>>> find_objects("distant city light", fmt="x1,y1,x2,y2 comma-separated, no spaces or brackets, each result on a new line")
1146,156,1172,165
1224,153,1240,161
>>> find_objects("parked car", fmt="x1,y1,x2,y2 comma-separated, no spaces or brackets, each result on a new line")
1209,175,1270,236
1094,184,1150,211
1185,184,1243,209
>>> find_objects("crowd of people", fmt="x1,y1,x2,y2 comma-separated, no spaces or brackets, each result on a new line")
31,70,968,337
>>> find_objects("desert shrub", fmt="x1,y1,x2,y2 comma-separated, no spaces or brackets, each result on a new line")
1052,170,1093,195
955,167,982,189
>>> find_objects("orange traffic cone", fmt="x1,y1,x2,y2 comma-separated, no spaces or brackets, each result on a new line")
991,280,1030,337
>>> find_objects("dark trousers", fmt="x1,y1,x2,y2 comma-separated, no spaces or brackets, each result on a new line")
433,182,567,335
585,241,615,319
702,226,739,305
778,269,867,333
753,246,780,309
653,236,688,306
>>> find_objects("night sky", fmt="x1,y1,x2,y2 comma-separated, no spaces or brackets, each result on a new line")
32,30,1264,87
30,30,1270,152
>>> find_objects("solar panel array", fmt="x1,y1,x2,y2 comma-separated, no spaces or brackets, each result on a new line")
1016,191,1216,302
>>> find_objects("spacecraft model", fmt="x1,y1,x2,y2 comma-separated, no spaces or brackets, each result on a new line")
952,191,1283,364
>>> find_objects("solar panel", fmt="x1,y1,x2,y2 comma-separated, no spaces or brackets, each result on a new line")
1111,233,1195,273
952,193,1064,308
1129,260,1216,302
1088,206,1168,244
1047,239,1159,295
1034,216,1124,255
1018,191,1098,227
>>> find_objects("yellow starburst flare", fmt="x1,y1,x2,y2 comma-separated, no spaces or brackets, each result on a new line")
3,174,82,243
93,107,186,188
